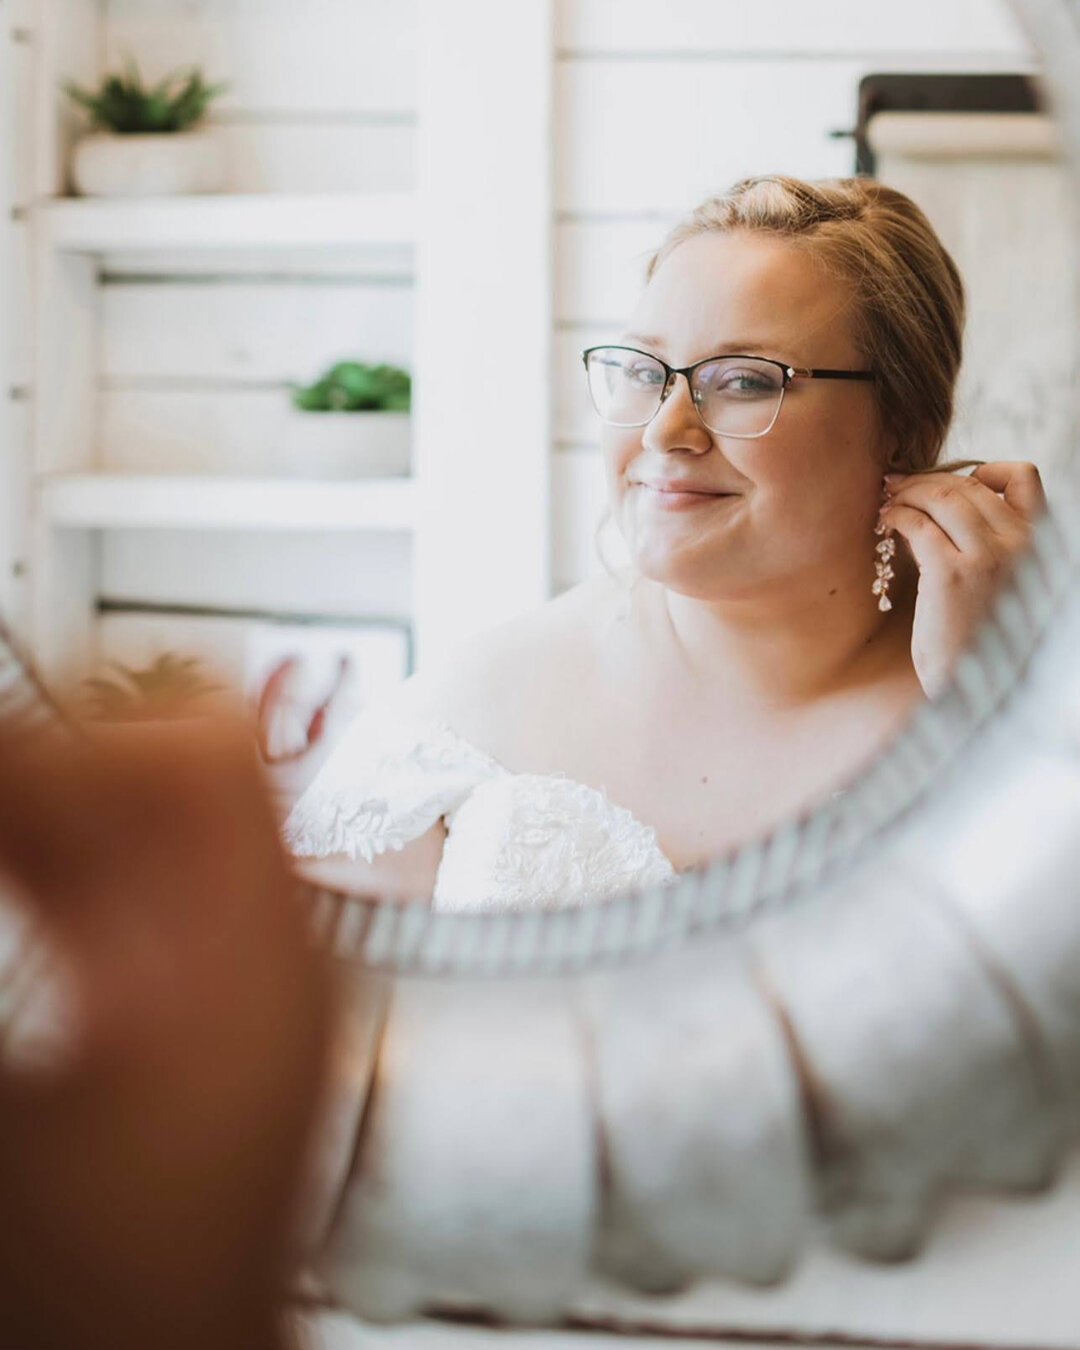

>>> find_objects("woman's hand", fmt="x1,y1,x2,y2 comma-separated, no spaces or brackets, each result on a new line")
880,461,1048,700
0,714,332,1350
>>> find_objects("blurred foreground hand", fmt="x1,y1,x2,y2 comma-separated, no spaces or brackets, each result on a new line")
0,712,332,1350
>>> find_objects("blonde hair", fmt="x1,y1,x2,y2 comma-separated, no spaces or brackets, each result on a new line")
594,172,983,585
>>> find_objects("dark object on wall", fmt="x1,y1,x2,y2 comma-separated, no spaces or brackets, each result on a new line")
831,72,1042,176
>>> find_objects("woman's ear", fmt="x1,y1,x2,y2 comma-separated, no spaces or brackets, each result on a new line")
881,438,909,476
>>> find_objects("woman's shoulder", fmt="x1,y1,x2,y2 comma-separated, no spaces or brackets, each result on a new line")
400,572,625,767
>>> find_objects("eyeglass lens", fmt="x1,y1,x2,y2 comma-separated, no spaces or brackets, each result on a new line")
585,347,785,437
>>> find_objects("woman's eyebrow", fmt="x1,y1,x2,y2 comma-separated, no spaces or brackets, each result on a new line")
619,333,777,358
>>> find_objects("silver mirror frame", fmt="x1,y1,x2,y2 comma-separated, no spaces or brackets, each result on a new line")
294,0,1080,1325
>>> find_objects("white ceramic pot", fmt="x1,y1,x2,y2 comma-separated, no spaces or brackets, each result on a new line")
273,409,412,479
70,129,226,197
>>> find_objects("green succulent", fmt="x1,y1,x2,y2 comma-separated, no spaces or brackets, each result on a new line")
62,56,228,135
83,654,223,722
292,361,412,413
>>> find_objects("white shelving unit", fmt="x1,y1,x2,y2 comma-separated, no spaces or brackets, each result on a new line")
40,473,417,533
24,0,553,683
28,187,420,677
36,190,417,253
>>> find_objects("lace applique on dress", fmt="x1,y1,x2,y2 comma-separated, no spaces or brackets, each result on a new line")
283,699,849,913
435,773,676,913
282,702,678,911
282,704,503,864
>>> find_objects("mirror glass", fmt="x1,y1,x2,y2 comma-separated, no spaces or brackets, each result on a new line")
3,0,1070,913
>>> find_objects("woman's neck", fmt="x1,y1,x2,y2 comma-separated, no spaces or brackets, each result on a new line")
640,555,918,712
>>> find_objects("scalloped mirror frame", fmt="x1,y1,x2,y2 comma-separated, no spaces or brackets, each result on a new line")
288,0,1080,1327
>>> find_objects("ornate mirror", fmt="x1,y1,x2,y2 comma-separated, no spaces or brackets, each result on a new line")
288,2,1080,1342
3,2,1080,1346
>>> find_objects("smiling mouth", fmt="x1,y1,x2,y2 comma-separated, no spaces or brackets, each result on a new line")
635,484,735,497
633,484,740,513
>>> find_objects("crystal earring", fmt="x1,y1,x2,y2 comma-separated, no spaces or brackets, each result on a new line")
873,488,896,613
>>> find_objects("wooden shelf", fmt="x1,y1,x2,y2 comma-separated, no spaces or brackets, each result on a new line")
35,191,416,253
40,473,417,532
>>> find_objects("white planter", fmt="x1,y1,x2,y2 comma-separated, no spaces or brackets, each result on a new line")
71,129,226,197
272,409,411,479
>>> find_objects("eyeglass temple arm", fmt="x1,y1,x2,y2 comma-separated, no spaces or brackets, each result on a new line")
789,367,876,381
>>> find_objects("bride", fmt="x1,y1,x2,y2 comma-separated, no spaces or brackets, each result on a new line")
284,173,1046,912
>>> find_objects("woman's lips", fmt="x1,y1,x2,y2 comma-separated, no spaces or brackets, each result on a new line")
634,482,737,510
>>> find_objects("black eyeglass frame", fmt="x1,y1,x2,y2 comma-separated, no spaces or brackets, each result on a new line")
581,344,876,440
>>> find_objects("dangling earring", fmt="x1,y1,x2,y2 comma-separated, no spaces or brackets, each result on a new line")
872,486,896,613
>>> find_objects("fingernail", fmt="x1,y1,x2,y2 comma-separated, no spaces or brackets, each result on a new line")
883,473,902,490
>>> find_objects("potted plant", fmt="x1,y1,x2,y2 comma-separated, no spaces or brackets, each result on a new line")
82,653,225,722
62,56,229,197
276,360,413,478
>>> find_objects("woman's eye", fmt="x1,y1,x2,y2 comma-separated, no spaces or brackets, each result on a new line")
716,369,776,394
628,365,664,385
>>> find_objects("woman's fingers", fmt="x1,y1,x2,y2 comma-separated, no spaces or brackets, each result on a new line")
968,460,1048,520
884,470,1029,550
877,501,960,575
879,464,1044,701
882,476,1008,558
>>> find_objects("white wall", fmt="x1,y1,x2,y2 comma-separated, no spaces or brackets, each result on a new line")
876,143,1076,498
550,0,1035,591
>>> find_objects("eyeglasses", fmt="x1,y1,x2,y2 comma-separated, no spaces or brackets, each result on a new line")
581,345,876,440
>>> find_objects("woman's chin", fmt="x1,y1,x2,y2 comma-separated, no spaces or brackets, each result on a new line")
628,543,731,595
617,507,746,591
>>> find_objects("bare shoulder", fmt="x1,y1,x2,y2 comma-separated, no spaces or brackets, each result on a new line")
398,572,625,765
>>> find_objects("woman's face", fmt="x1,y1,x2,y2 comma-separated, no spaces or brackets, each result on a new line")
603,230,886,602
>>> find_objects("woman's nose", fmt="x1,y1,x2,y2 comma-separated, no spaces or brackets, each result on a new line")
643,371,711,453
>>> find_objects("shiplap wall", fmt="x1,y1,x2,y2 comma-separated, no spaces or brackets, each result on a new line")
550,0,1034,589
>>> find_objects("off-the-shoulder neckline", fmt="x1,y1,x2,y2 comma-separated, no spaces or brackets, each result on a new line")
382,709,682,873
393,709,844,878
402,712,675,872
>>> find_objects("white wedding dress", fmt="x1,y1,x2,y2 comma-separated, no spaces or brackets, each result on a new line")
283,698,681,912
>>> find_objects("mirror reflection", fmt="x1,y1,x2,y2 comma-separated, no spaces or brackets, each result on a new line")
1,0,1068,914
288,171,1046,909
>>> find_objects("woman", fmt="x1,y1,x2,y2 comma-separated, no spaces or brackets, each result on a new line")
285,174,1046,911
